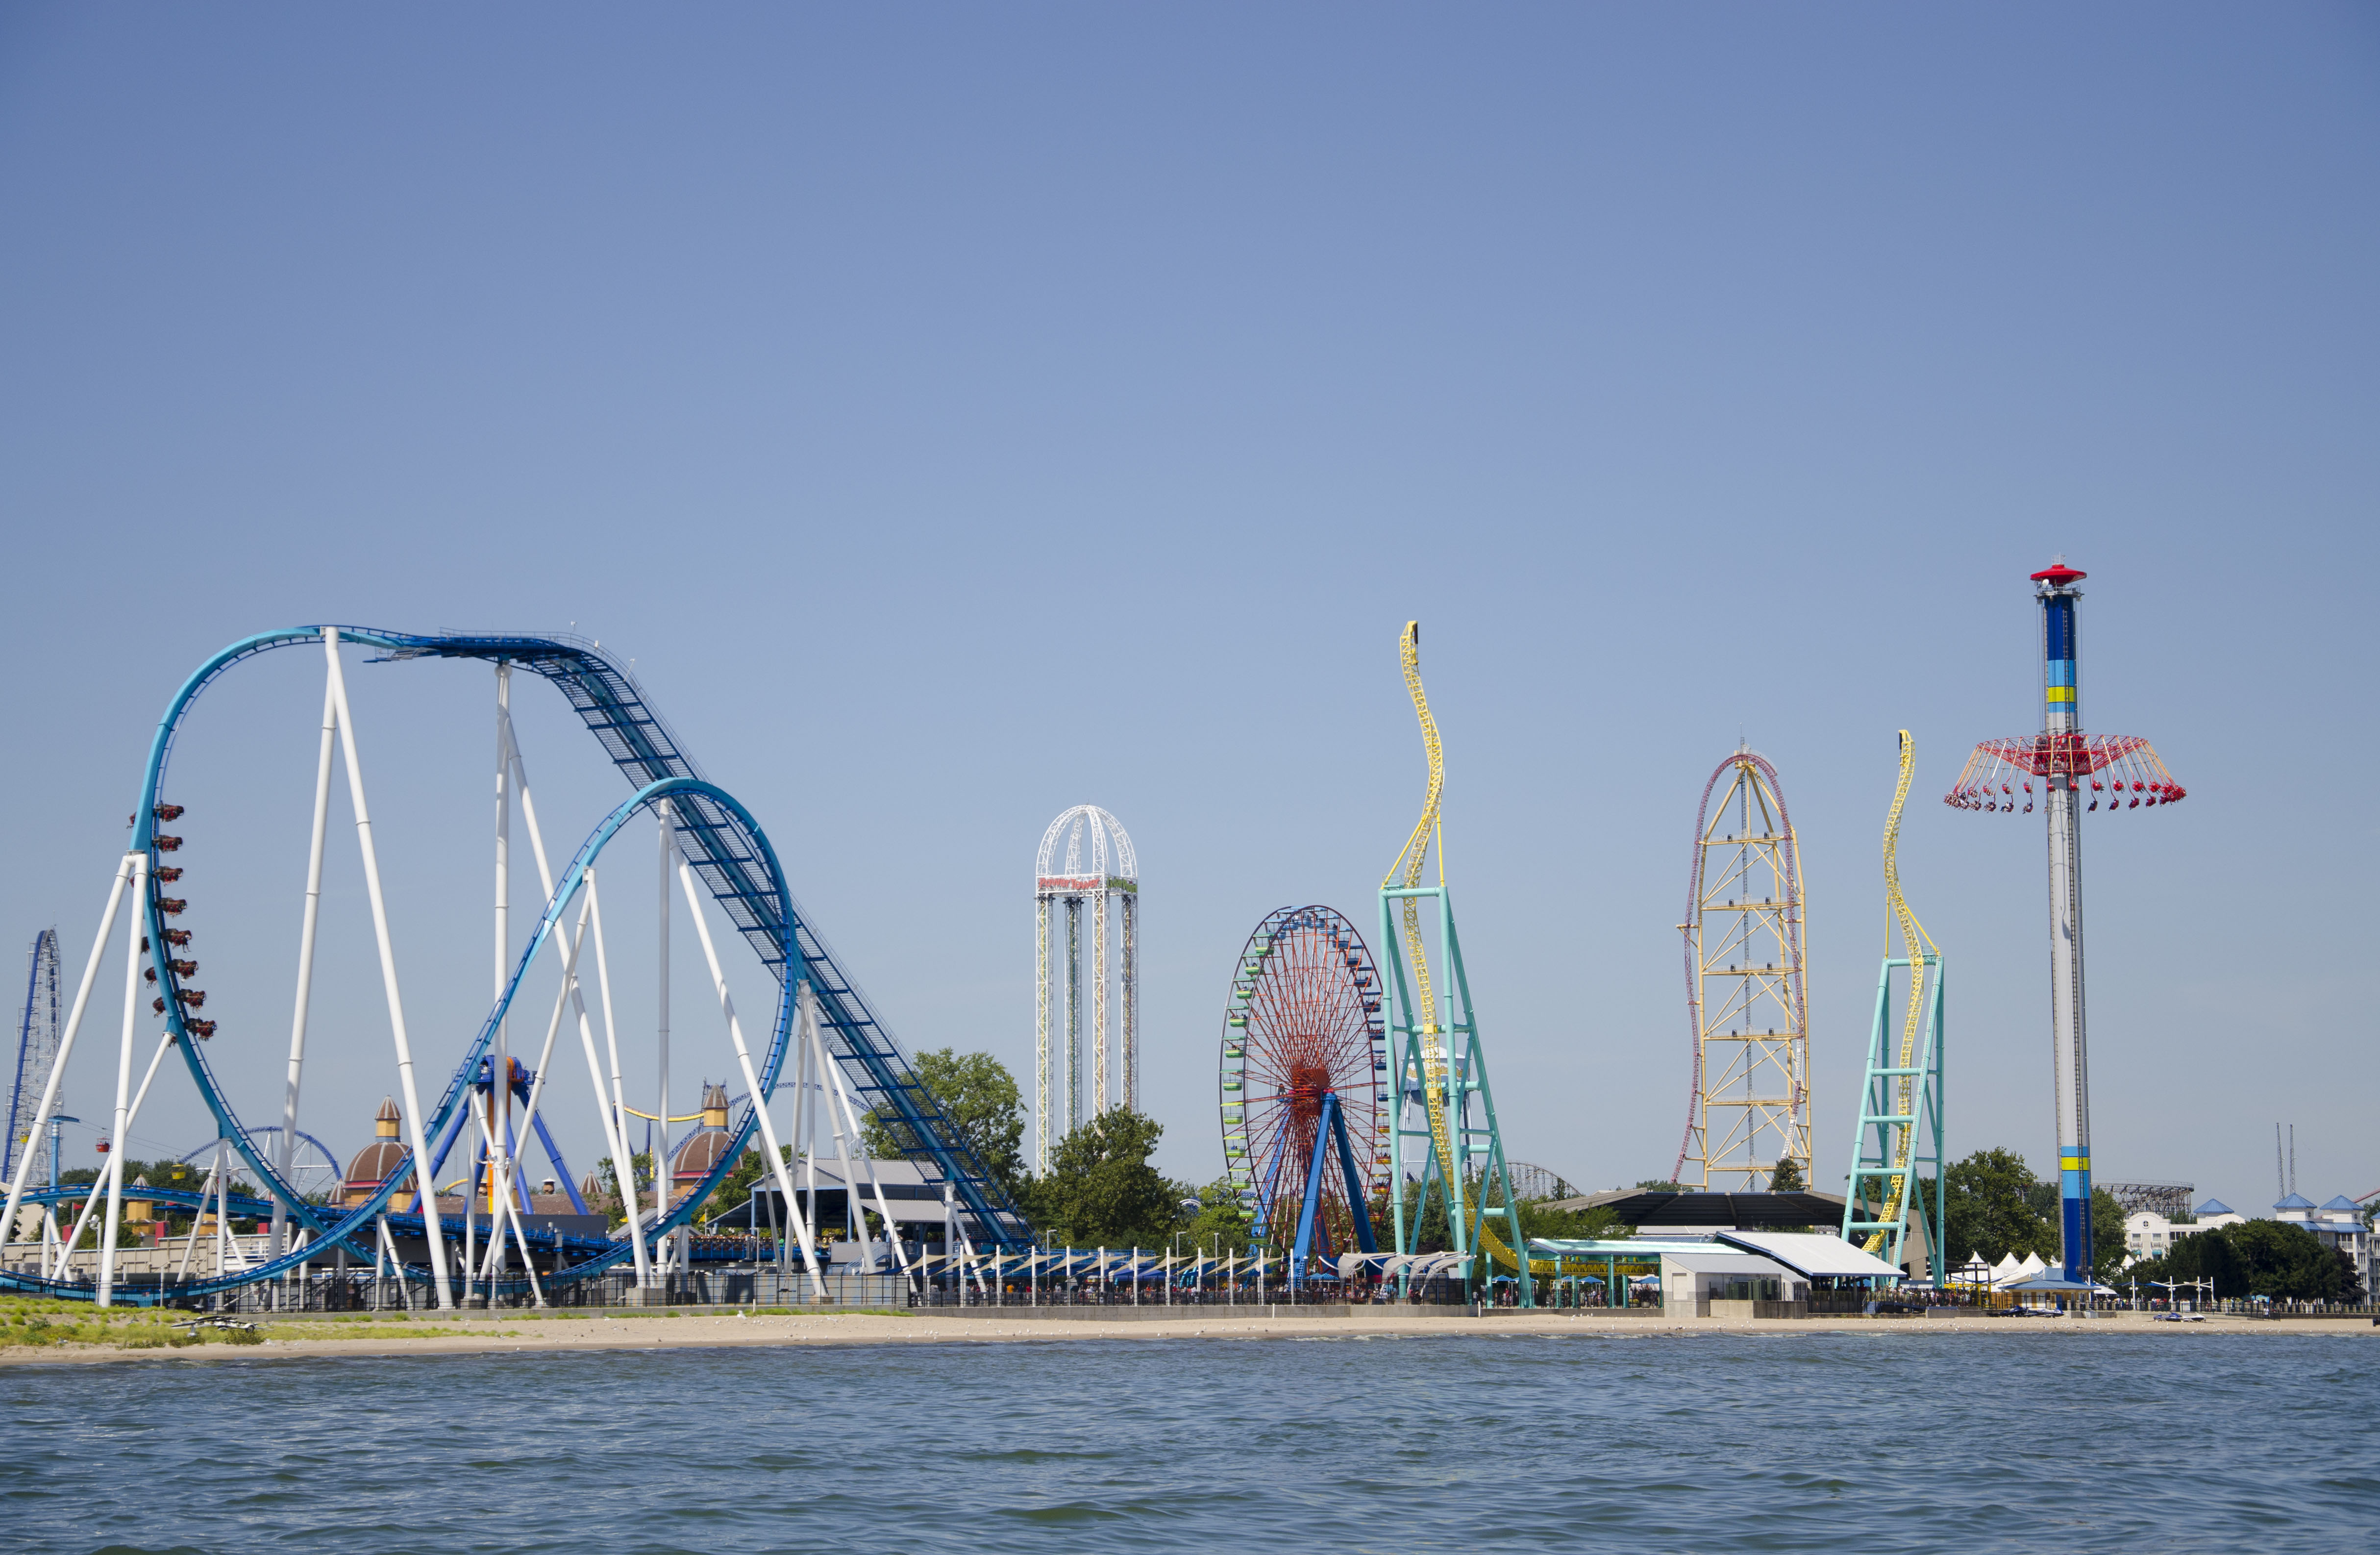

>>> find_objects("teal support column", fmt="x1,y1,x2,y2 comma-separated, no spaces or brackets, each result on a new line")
1839,953,1946,1284
1379,884,1531,1307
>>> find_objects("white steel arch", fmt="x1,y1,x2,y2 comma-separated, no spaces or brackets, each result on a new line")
1033,805,1139,1175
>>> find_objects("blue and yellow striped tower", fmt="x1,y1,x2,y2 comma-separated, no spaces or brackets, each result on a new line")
2034,560,2093,1283
1947,560,2190,1291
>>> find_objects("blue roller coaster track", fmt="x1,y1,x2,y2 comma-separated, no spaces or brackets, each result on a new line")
4,627,1027,1304
6,929,62,1186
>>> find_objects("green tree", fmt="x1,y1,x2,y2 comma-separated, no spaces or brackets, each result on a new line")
1178,1176,1254,1258
2121,1219,2360,1303
1938,1148,2058,1267
1517,1197,1630,1242
2089,1187,2129,1281
697,1144,798,1224
1020,1109,1176,1247
862,1048,1024,1196
1388,1179,1452,1253
593,1152,654,1227
1768,1158,1805,1192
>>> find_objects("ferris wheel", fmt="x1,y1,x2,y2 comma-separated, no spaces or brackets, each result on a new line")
1218,905,1386,1277
179,1128,345,1204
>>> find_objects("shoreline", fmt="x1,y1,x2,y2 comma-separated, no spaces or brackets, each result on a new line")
1,1306,2372,1367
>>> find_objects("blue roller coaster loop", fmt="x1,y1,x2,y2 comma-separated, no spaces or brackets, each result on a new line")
10,1182,759,1303
0,626,1025,1304
9,776,785,1301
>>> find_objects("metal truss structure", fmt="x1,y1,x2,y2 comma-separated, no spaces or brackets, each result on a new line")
1947,560,2187,1284
2100,1181,2193,1219
1033,805,1138,1176
1378,623,1532,1305
6,930,61,1188
1674,747,1812,1191
1840,730,1945,1282
1217,904,1385,1280
1504,1162,1578,1202
0,626,1025,1307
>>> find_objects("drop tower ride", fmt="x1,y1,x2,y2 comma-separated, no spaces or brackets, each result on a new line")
1946,559,2186,1285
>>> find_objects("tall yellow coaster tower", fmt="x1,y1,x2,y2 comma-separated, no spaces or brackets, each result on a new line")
1673,747,1812,1191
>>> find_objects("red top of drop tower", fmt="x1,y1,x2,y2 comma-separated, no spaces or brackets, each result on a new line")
2030,560,2086,585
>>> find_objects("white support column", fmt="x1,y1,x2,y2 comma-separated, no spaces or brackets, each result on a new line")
813,1010,864,1254
97,853,149,1306
798,1006,819,1280
489,664,512,1294
497,716,650,1288
172,1156,211,1281
674,859,823,1293
486,906,595,1300
275,670,339,1263
323,627,452,1309
0,855,134,1254
769,984,826,1296
559,886,652,1288
1093,888,1109,1115
1122,892,1139,1114
807,987,915,1285
584,869,652,1276
77,1030,174,1295
496,664,512,1022
211,1140,231,1286
1065,897,1083,1132
655,801,672,1281
460,1086,483,1306
1034,894,1050,1176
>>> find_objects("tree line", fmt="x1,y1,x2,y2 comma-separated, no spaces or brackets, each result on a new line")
1918,1146,2364,1302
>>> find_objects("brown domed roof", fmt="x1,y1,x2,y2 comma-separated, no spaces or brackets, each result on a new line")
670,1127,734,1184
346,1138,410,1189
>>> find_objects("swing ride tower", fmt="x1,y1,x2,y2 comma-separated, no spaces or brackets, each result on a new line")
1945,559,2187,1285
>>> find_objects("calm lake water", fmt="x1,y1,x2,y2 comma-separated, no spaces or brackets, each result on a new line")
2,1330,2373,1553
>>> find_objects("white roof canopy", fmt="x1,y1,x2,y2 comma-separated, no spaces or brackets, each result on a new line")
1716,1230,1904,1279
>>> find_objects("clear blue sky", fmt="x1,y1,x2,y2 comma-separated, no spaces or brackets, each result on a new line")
2,5,2373,1210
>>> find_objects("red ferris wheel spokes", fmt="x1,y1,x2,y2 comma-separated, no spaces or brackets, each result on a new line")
1218,905,1384,1271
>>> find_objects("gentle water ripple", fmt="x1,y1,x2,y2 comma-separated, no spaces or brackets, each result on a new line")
2,1331,2371,1553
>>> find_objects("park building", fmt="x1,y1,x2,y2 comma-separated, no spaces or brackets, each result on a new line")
2120,1197,2246,1268
339,1095,591,1224
342,1097,409,1207
717,1156,1010,1267
666,1082,736,1209
2274,1193,2375,1294
1660,1249,1810,1318
2121,1194,2372,1296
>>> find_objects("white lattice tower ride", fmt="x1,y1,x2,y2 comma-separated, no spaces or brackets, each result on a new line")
1033,805,1139,1176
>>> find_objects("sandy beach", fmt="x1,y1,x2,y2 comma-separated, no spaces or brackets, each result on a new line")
1,1304,2372,1366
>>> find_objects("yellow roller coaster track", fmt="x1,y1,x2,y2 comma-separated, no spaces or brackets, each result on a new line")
1866,728,1937,1256
1384,624,1549,1278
